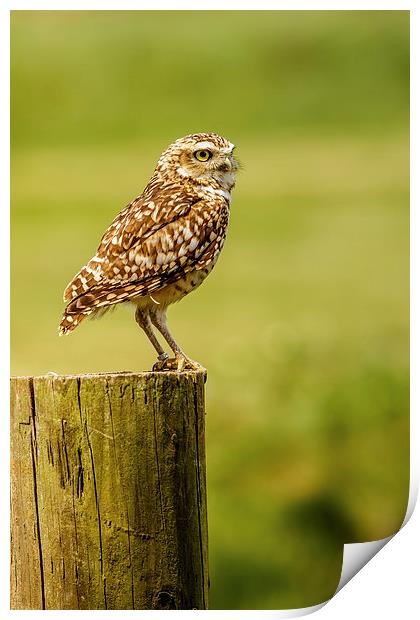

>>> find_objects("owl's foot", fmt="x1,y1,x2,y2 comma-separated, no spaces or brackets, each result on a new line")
152,352,170,371
152,352,204,373
174,354,205,372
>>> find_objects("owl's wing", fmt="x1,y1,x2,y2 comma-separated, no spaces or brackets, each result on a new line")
60,192,227,333
98,181,196,251
63,182,195,302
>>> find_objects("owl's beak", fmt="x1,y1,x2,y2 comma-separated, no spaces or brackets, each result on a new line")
224,157,233,171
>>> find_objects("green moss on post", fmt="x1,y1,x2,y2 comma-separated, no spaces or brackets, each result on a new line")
10,371,208,610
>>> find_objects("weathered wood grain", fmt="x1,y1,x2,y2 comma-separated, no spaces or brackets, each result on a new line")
10,371,208,610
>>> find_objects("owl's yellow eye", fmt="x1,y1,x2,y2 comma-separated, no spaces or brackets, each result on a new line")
194,149,212,162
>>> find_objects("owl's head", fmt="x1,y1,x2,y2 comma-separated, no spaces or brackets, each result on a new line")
157,133,239,191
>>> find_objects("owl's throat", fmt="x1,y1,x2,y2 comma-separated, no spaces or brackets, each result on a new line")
175,167,236,191
211,169,236,191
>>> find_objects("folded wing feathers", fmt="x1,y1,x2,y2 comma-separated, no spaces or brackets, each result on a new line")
60,189,225,334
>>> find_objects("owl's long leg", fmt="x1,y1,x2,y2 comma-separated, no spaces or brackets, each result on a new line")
135,307,169,363
149,307,203,371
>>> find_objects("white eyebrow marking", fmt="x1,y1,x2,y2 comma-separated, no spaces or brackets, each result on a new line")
193,141,215,151
220,142,235,154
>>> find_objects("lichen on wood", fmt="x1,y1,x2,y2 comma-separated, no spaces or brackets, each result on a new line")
10,371,208,610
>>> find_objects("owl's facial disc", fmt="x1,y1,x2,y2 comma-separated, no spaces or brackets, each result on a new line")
176,139,238,189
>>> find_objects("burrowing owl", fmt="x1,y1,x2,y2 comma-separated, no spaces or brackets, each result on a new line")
59,133,239,370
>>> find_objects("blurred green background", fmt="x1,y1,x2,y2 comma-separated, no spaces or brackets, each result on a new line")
11,10,409,610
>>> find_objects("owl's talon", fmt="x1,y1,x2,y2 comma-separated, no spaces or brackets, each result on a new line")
176,354,204,372
152,353,203,373
152,356,176,372
152,352,169,371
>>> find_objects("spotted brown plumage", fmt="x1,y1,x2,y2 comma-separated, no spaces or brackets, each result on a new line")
59,132,238,370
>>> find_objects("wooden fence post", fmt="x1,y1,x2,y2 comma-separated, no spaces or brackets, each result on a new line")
10,371,208,610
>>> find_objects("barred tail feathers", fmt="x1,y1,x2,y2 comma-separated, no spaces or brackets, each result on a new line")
59,289,103,335
59,279,158,335
59,263,177,336
59,309,89,335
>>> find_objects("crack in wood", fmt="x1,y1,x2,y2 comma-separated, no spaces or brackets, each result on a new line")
85,420,107,609
193,383,207,608
28,378,46,610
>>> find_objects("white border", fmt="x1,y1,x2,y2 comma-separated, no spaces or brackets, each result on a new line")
2,3,416,618
2,1,416,9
